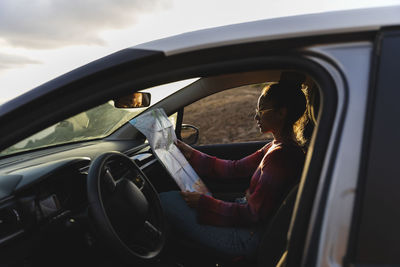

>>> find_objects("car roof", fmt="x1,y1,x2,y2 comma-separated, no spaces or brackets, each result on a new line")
1,5,399,118
134,5,400,56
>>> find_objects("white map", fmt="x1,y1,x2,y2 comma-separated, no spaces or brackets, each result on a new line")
130,108,211,195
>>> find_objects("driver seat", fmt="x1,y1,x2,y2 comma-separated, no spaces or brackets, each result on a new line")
256,185,299,267
167,185,299,267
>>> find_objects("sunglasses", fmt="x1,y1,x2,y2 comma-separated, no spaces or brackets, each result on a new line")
255,108,274,117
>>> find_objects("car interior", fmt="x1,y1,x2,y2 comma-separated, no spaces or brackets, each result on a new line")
0,69,322,267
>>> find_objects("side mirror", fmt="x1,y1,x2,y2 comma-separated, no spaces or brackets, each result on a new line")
114,92,151,108
181,124,199,145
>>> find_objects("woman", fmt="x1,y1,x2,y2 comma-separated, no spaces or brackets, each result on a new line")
159,75,307,259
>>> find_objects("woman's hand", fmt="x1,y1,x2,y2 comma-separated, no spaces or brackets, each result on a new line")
245,190,251,202
180,191,202,209
175,139,194,160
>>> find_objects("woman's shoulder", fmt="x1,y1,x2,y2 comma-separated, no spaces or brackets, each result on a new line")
258,140,304,159
260,141,305,171
257,141,273,153
266,141,305,160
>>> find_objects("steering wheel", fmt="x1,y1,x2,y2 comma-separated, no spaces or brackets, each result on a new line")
87,151,166,262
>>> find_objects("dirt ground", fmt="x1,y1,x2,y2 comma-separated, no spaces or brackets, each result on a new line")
182,85,272,145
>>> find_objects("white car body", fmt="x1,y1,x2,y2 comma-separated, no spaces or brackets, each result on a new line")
1,5,399,267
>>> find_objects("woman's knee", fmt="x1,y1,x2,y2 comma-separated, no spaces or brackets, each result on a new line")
159,191,197,226
159,191,181,209
159,191,186,218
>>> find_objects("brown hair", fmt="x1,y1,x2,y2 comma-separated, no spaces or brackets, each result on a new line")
260,77,308,146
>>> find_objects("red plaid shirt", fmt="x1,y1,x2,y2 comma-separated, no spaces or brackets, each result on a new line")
190,141,305,227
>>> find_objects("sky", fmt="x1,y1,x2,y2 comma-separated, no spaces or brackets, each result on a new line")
1,0,399,104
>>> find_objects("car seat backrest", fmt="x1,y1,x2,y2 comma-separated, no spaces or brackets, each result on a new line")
257,185,299,267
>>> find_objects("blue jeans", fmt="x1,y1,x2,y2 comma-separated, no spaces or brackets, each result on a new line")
159,191,261,260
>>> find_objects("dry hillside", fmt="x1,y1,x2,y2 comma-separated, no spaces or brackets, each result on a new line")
182,85,272,145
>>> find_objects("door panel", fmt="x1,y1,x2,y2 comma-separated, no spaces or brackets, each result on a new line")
349,29,400,266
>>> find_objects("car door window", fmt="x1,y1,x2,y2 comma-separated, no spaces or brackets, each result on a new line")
182,84,273,145
168,112,178,129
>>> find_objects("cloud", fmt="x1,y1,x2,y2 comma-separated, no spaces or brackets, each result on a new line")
0,0,172,49
0,53,41,70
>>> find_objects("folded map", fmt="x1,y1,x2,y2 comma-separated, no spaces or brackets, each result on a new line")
130,108,211,195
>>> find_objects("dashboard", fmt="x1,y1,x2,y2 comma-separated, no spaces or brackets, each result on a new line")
0,139,178,266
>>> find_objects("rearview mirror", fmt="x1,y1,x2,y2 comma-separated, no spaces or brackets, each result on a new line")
114,92,151,108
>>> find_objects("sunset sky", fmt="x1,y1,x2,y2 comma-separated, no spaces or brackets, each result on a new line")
1,0,399,104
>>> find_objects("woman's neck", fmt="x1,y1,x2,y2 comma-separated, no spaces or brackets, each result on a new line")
272,129,294,144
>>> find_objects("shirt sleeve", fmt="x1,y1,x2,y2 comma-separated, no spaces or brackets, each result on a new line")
188,144,269,180
196,147,303,227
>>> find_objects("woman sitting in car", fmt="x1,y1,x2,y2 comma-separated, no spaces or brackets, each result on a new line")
160,72,307,259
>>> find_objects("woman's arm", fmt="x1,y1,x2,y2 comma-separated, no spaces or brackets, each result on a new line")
176,139,268,179
195,147,304,226
185,141,270,180
175,140,195,160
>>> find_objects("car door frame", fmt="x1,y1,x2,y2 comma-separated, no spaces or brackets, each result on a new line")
344,27,400,267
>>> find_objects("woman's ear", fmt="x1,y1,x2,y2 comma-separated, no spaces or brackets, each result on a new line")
278,107,288,120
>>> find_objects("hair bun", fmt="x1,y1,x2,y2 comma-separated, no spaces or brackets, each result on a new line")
279,71,306,88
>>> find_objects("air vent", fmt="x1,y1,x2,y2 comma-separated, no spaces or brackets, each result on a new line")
130,153,156,169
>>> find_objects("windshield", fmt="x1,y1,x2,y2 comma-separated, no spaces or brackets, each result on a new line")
0,78,198,157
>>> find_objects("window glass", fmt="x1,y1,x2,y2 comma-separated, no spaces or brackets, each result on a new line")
0,79,197,157
169,112,178,129
182,84,273,145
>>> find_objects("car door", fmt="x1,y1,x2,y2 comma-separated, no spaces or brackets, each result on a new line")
286,28,400,267
344,28,400,267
